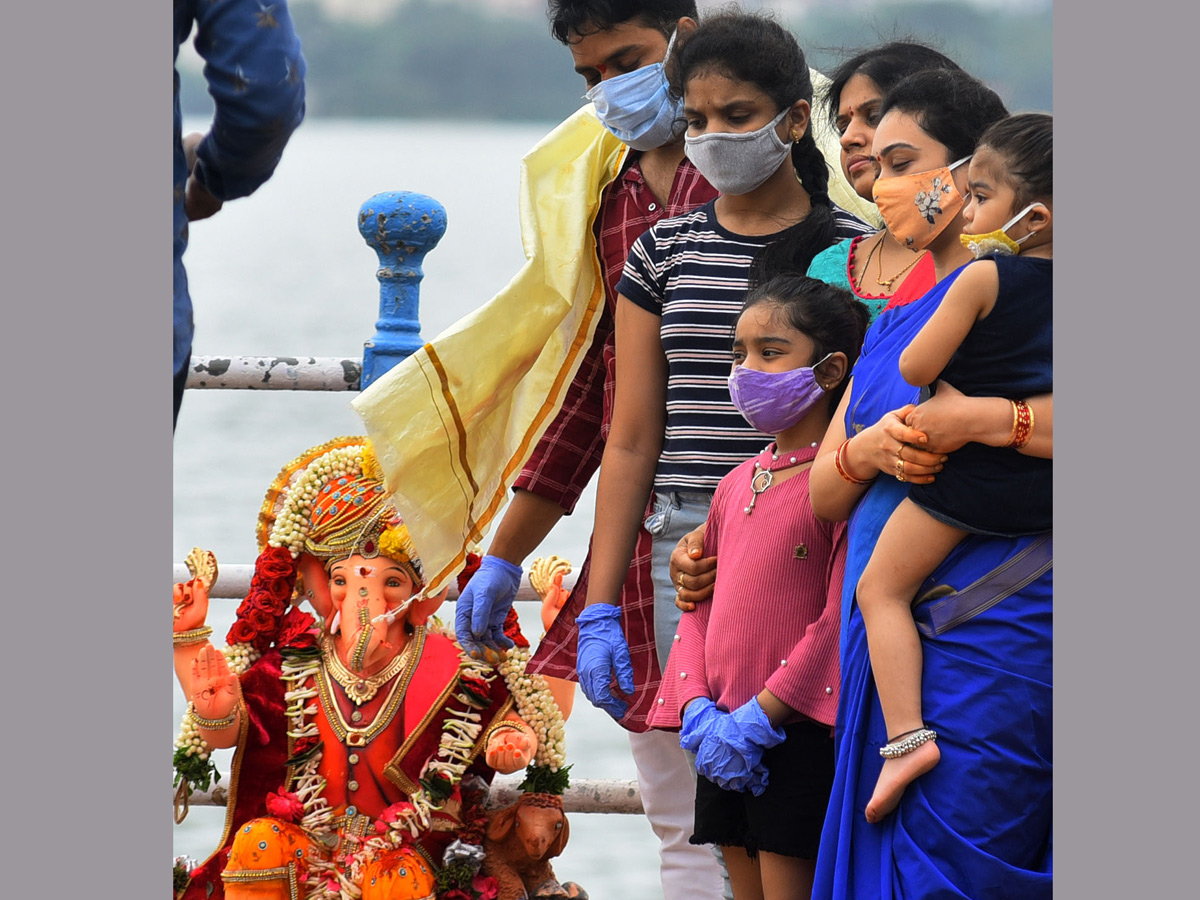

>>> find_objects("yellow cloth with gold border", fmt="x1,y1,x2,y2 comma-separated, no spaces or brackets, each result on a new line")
353,106,627,594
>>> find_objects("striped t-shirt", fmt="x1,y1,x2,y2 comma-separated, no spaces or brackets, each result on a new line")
616,199,871,492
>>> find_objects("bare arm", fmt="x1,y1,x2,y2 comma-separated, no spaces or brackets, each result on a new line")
899,261,997,387
585,297,668,607
486,489,567,567
756,689,797,728
906,383,1052,459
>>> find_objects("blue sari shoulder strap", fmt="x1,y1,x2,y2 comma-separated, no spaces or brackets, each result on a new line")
913,534,1052,637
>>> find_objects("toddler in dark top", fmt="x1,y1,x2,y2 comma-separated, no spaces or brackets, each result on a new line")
854,113,1053,824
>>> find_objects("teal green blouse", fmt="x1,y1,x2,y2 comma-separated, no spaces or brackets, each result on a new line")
805,235,891,323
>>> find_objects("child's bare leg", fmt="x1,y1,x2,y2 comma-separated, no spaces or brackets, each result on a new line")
856,499,966,823
759,851,815,900
721,846,764,900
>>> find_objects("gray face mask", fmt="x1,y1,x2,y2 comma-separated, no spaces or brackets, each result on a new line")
684,108,792,195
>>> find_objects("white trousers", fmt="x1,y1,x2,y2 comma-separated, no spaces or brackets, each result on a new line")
629,726,725,900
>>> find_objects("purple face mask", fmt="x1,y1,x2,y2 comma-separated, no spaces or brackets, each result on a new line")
727,354,832,435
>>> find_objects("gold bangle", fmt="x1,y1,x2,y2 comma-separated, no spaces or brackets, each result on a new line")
173,626,213,646
483,719,532,746
187,702,240,730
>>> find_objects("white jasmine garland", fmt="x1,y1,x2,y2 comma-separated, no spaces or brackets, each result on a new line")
496,645,567,771
267,445,366,557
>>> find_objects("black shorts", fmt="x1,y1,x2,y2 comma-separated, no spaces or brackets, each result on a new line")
691,719,835,860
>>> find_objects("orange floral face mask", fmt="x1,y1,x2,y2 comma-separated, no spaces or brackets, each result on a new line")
872,156,971,250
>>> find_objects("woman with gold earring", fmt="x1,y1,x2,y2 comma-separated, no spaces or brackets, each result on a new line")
806,42,966,321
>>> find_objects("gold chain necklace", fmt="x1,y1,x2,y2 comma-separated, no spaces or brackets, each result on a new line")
315,628,425,747
322,631,411,704
876,234,926,290
853,233,885,294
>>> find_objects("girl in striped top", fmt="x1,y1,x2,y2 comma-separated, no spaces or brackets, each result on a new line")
651,275,869,899
575,11,870,734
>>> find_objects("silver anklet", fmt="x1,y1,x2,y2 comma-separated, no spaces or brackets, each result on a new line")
879,728,937,758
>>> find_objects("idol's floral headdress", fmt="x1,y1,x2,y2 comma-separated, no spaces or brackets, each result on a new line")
258,436,424,586
227,437,424,651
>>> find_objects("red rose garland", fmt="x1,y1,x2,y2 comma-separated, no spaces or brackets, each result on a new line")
227,545,299,652
456,552,483,592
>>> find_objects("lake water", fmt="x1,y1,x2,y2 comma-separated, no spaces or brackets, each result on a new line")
173,118,664,896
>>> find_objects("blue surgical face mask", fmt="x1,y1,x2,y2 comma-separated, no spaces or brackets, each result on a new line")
585,30,684,151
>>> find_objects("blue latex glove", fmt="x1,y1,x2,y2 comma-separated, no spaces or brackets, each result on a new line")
576,603,635,720
680,697,723,754
454,555,521,658
693,698,786,797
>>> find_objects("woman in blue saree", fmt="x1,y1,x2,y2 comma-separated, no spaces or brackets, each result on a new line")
808,69,1052,900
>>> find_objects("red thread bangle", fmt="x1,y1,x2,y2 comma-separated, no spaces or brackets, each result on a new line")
834,439,872,485
1007,400,1033,449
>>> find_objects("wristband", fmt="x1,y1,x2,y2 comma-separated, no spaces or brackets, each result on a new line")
834,439,873,485
1007,400,1034,449
483,719,532,745
187,702,240,730
173,626,213,646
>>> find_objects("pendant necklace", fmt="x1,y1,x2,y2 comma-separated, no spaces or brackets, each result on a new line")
875,233,926,290
745,442,819,514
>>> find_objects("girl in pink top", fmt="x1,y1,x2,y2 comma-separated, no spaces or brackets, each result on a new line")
651,274,868,900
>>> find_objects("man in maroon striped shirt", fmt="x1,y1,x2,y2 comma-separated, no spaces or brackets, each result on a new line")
454,3,726,899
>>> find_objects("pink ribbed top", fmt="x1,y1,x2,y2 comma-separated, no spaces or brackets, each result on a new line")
649,444,845,729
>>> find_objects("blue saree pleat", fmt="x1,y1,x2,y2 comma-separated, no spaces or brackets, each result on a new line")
813,269,1053,900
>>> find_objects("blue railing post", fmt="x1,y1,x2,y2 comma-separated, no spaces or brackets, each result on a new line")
358,191,448,388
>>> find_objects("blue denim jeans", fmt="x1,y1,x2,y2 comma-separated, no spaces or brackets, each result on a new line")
644,490,714,676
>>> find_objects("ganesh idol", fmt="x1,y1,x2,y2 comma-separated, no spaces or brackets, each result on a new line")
172,437,566,900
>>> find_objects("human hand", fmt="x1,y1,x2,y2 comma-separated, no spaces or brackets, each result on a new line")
455,556,521,659
905,381,1006,454
670,524,716,612
540,570,571,633
185,174,224,221
190,644,240,723
575,603,635,720
173,578,210,633
852,406,945,486
679,696,723,754
692,699,785,797
182,131,204,174
485,724,538,774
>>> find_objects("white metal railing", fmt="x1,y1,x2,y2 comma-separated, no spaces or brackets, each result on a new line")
181,776,642,815
186,356,362,391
